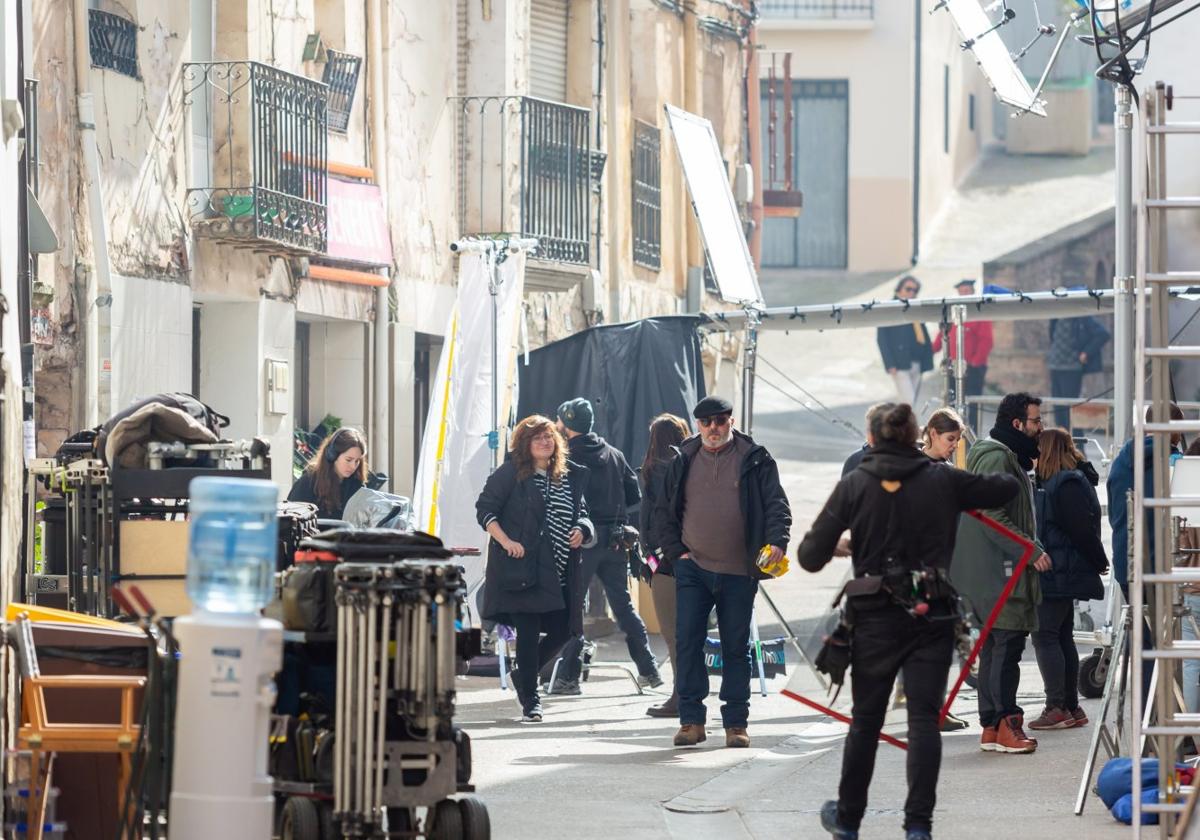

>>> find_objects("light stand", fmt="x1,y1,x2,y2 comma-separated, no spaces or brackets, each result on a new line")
741,306,763,435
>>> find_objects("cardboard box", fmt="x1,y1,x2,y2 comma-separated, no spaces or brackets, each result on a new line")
119,520,191,616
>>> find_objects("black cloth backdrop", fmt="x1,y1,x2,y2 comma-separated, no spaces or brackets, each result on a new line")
516,316,707,469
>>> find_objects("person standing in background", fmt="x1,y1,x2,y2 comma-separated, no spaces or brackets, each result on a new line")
877,276,934,405
639,413,692,718
932,279,993,430
1047,316,1110,430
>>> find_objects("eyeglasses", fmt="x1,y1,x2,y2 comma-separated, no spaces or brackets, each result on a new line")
900,285,919,294
698,415,731,429
1024,416,1044,427
531,433,556,443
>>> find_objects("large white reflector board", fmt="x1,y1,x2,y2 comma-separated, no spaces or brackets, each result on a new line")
942,0,1047,117
664,105,763,308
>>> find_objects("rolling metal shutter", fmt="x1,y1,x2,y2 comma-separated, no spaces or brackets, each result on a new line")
530,0,568,102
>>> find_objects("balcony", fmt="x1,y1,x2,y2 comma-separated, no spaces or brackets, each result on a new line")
757,0,874,24
455,96,597,266
183,61,328,254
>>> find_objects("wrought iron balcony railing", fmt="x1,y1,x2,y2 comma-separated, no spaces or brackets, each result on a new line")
183,61,328,253
757,0,874,18
89,9,139,78
455,95,596,266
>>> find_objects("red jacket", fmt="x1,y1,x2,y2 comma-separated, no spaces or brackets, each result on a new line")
932,320,993,367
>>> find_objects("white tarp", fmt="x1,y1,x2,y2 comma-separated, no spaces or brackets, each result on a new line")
413,250,526,606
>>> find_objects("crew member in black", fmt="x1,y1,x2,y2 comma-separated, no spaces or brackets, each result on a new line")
288,427,367,520
797,403,1018,840
553,398,660,692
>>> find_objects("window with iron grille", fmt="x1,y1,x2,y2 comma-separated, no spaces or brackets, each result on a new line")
323,50,362,134
632,120,661,270
88,9,138,79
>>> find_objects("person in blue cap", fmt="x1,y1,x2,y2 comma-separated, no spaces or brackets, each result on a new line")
654,395,792,749
553,397,661,693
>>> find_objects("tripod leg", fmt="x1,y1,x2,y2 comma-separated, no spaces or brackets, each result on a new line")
1076,606,1131,815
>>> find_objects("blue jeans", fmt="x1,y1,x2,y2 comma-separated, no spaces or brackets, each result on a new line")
674,557,758,728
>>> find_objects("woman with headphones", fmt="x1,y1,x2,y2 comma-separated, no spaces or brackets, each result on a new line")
288,427,368,520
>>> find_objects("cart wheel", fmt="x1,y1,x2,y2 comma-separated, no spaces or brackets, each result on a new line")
1079,651,1106,699
458,796,491,840
428,799,463,840
281,797,321,840
455,728,473,786
318,802,338,840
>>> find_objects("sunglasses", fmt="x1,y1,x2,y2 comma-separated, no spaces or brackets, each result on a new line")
900,285,919,294
698,414,731,429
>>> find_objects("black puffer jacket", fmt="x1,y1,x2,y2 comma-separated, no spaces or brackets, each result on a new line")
655,431,791,580
1036,465,1108,601
797,442,1019,576
476,460,594,633
567,432,640,540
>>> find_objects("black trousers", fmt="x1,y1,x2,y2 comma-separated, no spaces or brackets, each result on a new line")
1050,368,1084,429
977,628,1028,727
511,608,571,712
837,604,954,833
1032,598,1079,711
560,544,657,680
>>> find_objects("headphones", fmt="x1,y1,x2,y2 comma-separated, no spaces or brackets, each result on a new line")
324,428,354,463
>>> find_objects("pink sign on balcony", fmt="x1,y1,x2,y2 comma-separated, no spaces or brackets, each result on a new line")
326,177,393,266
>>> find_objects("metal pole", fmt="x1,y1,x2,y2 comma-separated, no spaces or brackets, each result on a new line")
742,310,761,436
953,304,967,419
489,248,501,472
1113,84,1134,450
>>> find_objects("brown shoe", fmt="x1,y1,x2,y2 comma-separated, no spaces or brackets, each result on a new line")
993,714,1037,753
1069,706,1089,728
1028,706,1074,731
980,725,998,751
725,727,750,748
673,724,707,747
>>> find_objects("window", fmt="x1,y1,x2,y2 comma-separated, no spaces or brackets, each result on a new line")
88,9,139,79
632,121,662,271
322,50,362,133
943,65,950,153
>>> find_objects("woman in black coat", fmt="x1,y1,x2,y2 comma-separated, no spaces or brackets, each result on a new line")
1028,428,1108,732
476,415,594,722
638,413,690,719
287,427,366,519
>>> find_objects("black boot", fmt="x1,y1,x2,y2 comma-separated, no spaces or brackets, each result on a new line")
647,691,678,718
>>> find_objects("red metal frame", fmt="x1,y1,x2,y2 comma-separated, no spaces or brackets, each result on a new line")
782,509,1036,749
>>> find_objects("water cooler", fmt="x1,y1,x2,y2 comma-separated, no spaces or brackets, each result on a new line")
170,478,283,840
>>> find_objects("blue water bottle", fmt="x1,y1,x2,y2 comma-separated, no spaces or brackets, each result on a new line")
186,477,279,613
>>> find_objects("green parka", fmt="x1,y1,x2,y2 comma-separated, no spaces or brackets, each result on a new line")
949,437,1045,633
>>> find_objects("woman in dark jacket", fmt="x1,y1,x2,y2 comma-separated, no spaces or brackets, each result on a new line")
876,276,934,404
638,413,690,719
797,403,1018,840
1028,428,1108,732
476,415,594,723
287,427,366,519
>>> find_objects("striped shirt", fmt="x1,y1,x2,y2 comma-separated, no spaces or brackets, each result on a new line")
533,471,578,584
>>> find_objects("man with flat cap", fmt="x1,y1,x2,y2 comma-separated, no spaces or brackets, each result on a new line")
932,278,993,429
653,395,792,748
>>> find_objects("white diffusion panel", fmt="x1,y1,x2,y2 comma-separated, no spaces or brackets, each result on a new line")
943,0,1047,117
664,105,763,307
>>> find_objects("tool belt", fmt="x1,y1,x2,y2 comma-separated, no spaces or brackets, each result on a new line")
815,566,962,696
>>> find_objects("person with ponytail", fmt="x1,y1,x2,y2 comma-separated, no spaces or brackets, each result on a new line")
798,403,1018,840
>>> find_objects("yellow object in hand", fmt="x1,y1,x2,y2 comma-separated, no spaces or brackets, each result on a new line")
756,545,790,578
